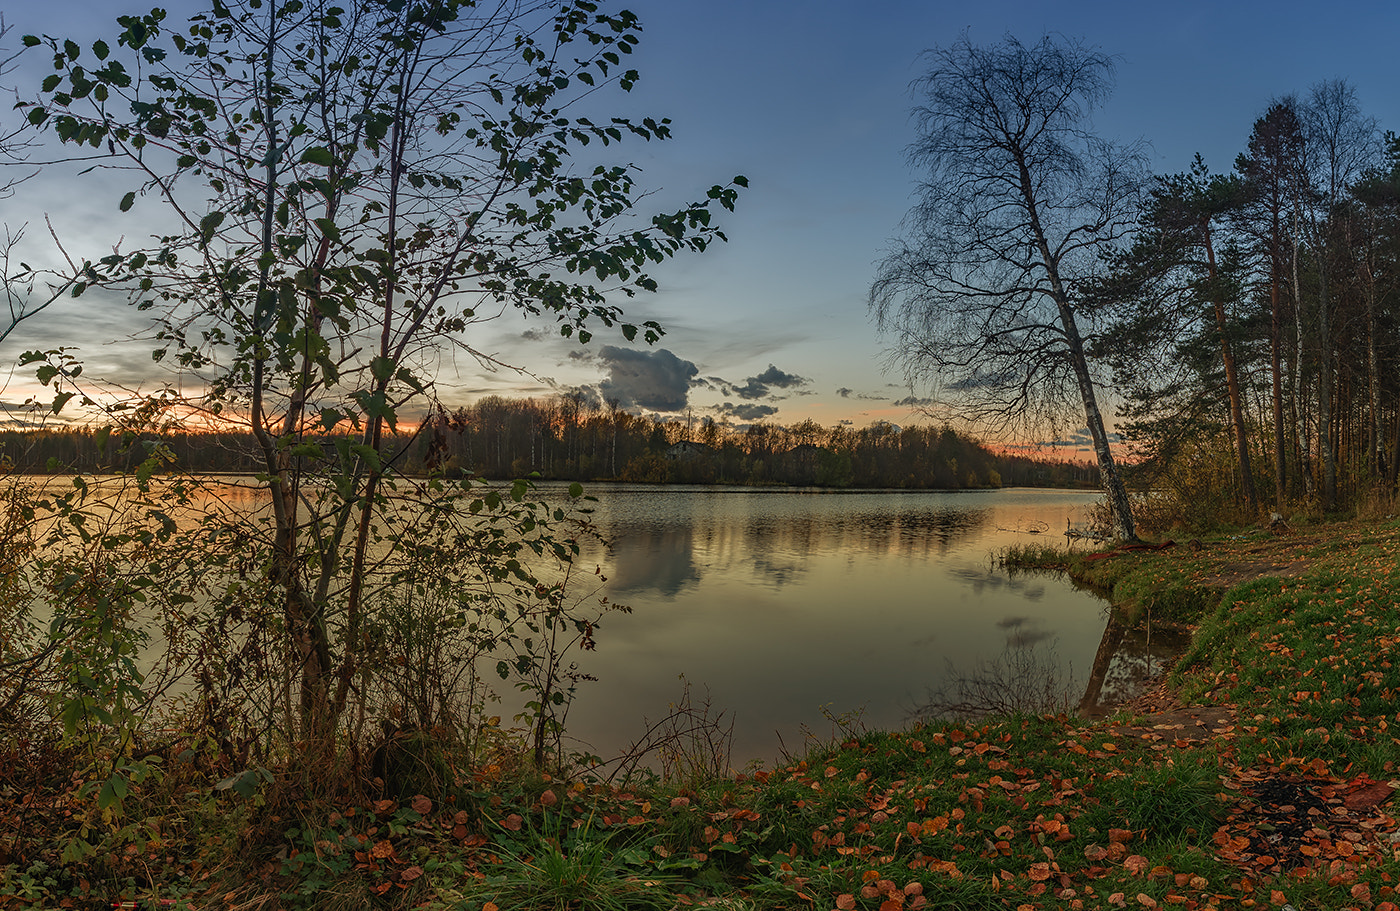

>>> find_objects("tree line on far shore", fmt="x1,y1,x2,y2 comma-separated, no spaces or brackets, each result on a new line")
1,394,1098,490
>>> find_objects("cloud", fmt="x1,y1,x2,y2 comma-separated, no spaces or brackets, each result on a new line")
1038,427,1117,449
717,402,778,421
596,346,698,412
733,364,808,399
893,395,936,407
714,364,810,401
836,387,853,398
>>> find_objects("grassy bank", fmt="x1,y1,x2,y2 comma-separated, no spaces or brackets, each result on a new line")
8,519,1400,910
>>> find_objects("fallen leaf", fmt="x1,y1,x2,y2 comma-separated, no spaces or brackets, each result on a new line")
1344,777,1395,811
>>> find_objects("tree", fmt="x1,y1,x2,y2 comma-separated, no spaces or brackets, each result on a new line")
1236,100,1305,507
870,33,1144,539
1298,79,1379,509
1094,157,1260,515
19,0,743,771
1,13,78,349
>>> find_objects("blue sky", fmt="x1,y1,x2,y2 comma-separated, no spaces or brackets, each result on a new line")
5,0,1400,445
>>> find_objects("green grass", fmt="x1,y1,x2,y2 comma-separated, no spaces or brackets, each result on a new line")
14,519,1400,910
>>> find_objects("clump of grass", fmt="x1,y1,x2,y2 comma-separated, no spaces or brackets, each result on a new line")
1088,758,1223,843
469,811,683,911
996,541,1073,571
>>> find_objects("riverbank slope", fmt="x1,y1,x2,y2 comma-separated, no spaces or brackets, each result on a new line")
7,518,1400,910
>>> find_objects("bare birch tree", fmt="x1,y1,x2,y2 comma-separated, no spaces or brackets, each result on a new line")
871,33,1144,540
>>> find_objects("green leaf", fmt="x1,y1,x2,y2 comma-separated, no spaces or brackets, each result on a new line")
300,145,335,166
313,216,340,242
119,191,136,212
199,210,226,242
215,767,268,800
97,773,129,810
369,356,395,383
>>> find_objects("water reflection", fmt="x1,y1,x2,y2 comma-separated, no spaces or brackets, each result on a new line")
607,528,700,597
592,492,995,600
1079,617,1193,716
556,486,1124,764
995,616,1056,649
946,565,1048,602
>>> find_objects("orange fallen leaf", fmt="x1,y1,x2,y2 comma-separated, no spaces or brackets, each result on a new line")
1124,855,1149,875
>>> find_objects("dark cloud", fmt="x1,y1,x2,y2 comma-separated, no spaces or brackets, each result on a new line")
520,328,549,342
1037,427,1116,449
596,346,698,412
713,364,810,401
733,364,808,400
892,395,936,407
836,387,853,398
561,385,603,408
0,401,44,429
717,402,778,421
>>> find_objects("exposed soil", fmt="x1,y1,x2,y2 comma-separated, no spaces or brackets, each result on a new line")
1104,675,1239,746
1187,532,1323,589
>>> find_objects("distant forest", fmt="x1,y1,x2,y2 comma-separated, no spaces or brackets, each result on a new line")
0,395,1097,490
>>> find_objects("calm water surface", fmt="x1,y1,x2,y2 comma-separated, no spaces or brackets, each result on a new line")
549,485,1163,766
25,477,1171,767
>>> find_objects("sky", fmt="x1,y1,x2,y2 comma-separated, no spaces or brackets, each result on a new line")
4,0,1400,450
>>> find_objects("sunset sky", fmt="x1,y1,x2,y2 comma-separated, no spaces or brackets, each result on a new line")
4,0,1400,453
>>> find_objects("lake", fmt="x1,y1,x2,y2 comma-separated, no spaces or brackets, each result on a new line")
549,485,1181,768
16,477,1180,770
